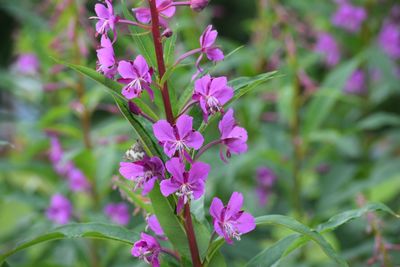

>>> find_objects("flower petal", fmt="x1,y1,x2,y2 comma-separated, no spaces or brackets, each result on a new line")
176,114,193,140
118,60,135,79
206,48,224,61
165,157,185,182
235,212,256,234
189,161,210,183
119,162,145,180
209,197,224,219
226,192,243,219
160,179,179,196
153,120,175,142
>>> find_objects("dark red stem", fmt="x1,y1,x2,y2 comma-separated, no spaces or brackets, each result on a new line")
184,202,202,267
148,0,174,124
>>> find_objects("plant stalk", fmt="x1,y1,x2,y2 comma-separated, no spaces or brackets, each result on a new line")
148,0,175,124
184,202,202,267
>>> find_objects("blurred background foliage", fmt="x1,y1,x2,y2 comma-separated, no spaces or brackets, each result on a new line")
0,0,399,266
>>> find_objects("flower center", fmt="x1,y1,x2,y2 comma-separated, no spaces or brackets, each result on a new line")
176,183,194,204
223,221,241,241
133,170,153,191
127,78,144,94
206,95,220,113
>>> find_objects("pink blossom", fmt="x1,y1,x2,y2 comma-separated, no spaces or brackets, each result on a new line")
96,35,117,78
132,0,176,28
91,0,118,39
46,194,73,224
218,108,248,161
210,192,255,244
132,233,161,267
14,53,40,75
118,55,154,100
104,203,130,225
332,2,366,33
193,75,233,122
153,115,204,158
314,32,341,67
119,156,165,195
67,168,91,192
160,157,210,213
147,214,165,236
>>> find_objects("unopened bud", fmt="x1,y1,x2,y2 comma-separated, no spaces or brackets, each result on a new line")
162,28,173,38
128,101,142,115
190,0,209,12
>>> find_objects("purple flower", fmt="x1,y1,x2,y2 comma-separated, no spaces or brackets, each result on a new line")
378,22,400,60
49,136,63,163
67,168,91,192
118,55,154,100
160,157,210,213
218,108,248,161
96,35,117,78
153,115,204,158
193,75,234,122
91,0,118,39
190,0,209,12
14,53,40,75
119,156,165,195
147,214,165,236
255,167,277,206
132,233,161,267
46,194,73,224
314,32,341,67
344,69,366,94
332,1,366,33
104,203,130,225
209,192,256,244
133,0,176,28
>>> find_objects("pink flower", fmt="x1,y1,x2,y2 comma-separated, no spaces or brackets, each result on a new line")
193,75,233,122
132,233,161,267
147,214,165,236
91,0,118,39
49,136,63,163
104,203,130,225
255,167,277,206
96,35,117,78
332,2,366,33
118,55,154,100
343,69,366,95
119,156,165,195
379,22,400,60
67,168,91,192
314,32,341,67
190,0,209,12
153,115,204,158
14,53,39,75
46,194,73,224
132,0,176,28
210,192,256,244
160,157,210,213
218,108,248,161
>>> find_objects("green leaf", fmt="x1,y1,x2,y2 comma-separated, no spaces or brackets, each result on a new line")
149,184,191,260
0,223,138,262
357,112,400,130
115,180,154,213
52,58,158,120
113,96,162,158
255,215,348,266
302,57,361,136
121,0,157,68
246,234,301,267
203,237,225,267
317,202,399,233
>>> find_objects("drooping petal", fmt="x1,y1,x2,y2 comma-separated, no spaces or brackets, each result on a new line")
147,214,165,236
206,47,224,61
153,120,175,142
226,139,248,154
218,108,235,137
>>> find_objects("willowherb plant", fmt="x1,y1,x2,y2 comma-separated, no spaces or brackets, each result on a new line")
91,0,255,265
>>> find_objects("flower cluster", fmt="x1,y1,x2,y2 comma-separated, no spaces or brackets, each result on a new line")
332,0,367,33
104,202,130,225
46,135,91,224
91,0,255,265
255,167,277,206
314,32,340,67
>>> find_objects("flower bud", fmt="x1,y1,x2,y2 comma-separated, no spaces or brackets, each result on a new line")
190,0,209,12
128,101,142,115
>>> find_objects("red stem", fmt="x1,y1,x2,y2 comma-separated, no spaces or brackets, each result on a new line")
184,202,202,267
147,1,201,266
148,0,174,124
